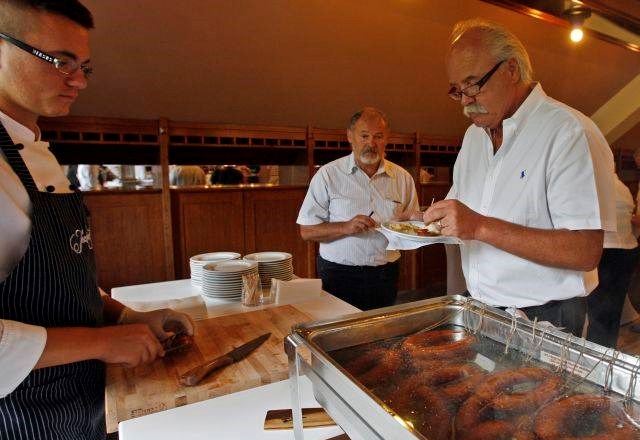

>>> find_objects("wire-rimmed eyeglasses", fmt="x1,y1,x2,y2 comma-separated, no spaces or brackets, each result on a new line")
0,31,93,79
448,60,504,101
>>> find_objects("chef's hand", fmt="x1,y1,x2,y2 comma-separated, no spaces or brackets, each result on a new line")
342,215,376,235
118,307,195,341
423,199,484,240
96,324,165,367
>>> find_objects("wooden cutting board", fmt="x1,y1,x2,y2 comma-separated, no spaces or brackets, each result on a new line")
105,305,312,432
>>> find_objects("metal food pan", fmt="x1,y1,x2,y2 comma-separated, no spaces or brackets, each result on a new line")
285,295,640,440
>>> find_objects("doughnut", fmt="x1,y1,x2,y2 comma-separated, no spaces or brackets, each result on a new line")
456,396,538,440
534,394,640,440
456,367,563,440
342,347,386,377
402,329,477,361
475,367,563,414
387,385,453,440
357,349,403,388
342,348,404,390
456,419,536,440
387,363,486,408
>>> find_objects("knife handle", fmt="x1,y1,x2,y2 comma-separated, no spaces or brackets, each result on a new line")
179,355,233,386
264,407,336,429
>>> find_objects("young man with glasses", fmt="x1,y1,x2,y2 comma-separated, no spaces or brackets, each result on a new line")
0,2,193,439
418,18,616,337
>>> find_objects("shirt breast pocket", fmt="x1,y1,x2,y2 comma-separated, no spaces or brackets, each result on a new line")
379,198,402,221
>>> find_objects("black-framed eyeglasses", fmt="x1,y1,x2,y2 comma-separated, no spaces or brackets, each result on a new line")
0,31,93,79
448,60,504,101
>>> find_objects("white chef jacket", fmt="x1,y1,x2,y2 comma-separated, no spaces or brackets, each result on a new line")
604,176,637,249
0,111,72,396
449,83,616,308
297,153,419,266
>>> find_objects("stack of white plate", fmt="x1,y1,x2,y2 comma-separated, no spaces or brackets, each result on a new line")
201,260,259,300
243,252,293,289
190,252,241,287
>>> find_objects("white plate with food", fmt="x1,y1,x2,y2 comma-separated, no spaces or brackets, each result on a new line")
381,220,443,240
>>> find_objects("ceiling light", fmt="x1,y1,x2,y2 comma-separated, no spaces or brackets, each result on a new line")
570,28,584,42
563,5,591,43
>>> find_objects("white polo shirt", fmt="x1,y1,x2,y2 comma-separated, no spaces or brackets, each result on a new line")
449,83,616,308
297,153,419,266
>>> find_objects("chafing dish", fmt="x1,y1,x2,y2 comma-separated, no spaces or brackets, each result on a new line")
284,295,640,439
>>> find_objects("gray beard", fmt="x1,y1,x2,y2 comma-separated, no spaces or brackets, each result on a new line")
360,151,380,165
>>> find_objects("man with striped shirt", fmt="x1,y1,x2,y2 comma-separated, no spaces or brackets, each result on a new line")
297,107,420,310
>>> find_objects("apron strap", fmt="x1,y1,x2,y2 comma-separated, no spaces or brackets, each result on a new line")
0,122,38,191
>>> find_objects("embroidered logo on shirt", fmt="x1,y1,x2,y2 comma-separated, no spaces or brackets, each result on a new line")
520,169,526,179
69,228,93,254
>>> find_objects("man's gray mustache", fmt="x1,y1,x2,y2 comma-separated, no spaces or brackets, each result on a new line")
463,104,489,117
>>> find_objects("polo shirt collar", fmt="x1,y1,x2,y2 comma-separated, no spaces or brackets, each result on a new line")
502,82,546,132
345,152,394,177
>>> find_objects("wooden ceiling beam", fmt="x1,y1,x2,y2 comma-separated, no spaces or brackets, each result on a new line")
591,74,640,144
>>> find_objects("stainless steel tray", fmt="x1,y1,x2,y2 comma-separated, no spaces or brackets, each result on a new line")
284,295,640,440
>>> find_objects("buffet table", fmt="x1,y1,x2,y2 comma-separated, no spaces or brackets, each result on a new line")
118,377,346,440
108,279,359,436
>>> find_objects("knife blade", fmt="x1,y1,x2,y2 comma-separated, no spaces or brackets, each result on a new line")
178,332,271,386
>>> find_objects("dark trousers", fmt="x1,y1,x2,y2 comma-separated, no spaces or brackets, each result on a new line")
520,296,587,338
464,292,587,337
317,256,399,311
587,247,640,348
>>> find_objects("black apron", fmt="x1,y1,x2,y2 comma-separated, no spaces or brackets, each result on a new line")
0,123,105,440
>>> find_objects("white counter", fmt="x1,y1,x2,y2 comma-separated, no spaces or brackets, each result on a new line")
118,377,345,440
111,278,359,439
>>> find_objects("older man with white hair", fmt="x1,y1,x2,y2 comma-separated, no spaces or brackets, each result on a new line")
420,19,616,336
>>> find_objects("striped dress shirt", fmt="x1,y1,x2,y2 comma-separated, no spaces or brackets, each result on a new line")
297,153,419,266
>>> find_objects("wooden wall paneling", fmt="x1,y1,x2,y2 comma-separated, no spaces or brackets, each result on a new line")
398,250,418,292
417,244,448,290
171,189,245,278
311,127,351,167
306,125,315,181
420,182,451,206
83,191,167,291
167,121,308,166
159,117,175,280
39,116,160,165
386,132,416,175
415,183,453,289
414,131,421,181
395,131,423,292
242,188,312,278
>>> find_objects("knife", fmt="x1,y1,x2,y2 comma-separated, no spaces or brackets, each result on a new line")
178,332,271,386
